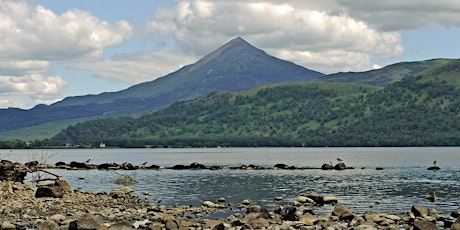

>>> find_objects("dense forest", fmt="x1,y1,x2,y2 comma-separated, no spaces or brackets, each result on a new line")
25,72,460,148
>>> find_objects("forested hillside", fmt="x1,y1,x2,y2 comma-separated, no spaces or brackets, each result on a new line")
36,68,460,148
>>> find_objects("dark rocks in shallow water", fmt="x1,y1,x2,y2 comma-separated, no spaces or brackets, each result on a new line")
147,164,162,170
306,194,324,205
274,163,296,170
321,163,334,170
121,162,138,170
376,167,384,170
189,162,206,170
275,205,299,221
171,164,187,170
334,162,347,170
427,166,441,171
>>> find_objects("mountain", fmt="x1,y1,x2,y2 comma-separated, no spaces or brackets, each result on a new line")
318,59,452,86
44,66,460,147
0,37,323,137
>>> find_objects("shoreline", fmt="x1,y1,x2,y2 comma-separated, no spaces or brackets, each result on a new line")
1,181,459,230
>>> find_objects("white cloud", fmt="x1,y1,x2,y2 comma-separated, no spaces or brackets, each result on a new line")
0,74,67,108
144,0,403,73
69,51,197,84
0,1,133,60
335,0,460,31
0,0,133,108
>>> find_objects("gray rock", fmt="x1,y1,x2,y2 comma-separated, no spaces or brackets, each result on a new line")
39,220,60,230
109,221,134,230
451,217,460,230
69,213,104,230
332,204,354,221
35,186,63,198
413,218,437,230
411,204,429,218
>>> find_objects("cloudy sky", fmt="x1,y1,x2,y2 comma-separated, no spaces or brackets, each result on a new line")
1,0,460,109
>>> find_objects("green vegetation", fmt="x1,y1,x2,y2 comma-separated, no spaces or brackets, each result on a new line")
32,69,460,148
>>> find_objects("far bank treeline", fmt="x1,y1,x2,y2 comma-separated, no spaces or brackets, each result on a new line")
19,72,459,148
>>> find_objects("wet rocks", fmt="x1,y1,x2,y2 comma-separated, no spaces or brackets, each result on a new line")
427,166,441,171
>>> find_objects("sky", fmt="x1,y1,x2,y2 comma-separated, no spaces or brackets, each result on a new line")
1,0,460,109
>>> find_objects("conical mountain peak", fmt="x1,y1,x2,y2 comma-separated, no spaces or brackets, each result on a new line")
197,37,264,65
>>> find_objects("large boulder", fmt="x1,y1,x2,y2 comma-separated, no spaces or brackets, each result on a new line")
334,162,347,170
0,161,28,182
35,179,72,198
321,163,334,170
413,218,437,230
332,204,354,222
411,204,429,218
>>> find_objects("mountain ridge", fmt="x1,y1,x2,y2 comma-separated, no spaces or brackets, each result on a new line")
0,37,323,134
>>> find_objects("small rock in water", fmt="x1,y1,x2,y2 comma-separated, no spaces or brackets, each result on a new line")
142,191,149,196
78,177,85,180
241,199,251,205
274,196,283,201
217,197,226,203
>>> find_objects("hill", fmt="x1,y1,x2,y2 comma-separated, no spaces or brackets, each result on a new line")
0,37,323,138
40,60,460,147
318,59,452,86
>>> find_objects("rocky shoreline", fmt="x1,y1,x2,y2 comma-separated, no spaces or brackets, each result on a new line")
1,180,459,230
0,160,456,230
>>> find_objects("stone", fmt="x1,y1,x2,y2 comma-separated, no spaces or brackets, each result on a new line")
50,213,66,223
334,162,347,170
121,187,134,194
55,180,72,193
332,204,354,222
321,163,334,170
110,189,125,199
35,186,63,198
0,162,28,182
242,213,270,229
323,196,338,204
217,197,226,203
241,199,251,205
300,213,318,226
1,222,16,230
451,217,460,230
109,221,133,230
202,200,217,208
39,220,60,230
411,204,429,218
306,194,324,205
413,218,437,230
277,205,298,221
164,218,180,230
295,196,314,204
69,213,104,230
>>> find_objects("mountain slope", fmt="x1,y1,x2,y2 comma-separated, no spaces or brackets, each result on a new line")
318,59,452,86
0,37,323,135
45,66,460,147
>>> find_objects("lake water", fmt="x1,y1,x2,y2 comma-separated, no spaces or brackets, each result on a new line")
4,147,460,216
